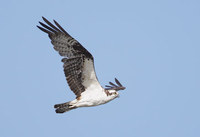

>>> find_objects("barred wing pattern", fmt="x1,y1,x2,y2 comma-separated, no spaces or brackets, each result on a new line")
62,57,84,97
37,17,98,98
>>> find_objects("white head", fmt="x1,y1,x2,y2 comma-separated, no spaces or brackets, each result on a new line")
104,89,119,101
105,78,125,99
109,89,119,96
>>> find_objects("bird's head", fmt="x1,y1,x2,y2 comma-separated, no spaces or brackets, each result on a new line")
108,89,119,96
105,78,125,98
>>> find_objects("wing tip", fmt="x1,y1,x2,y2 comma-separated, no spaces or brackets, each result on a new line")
105,78,125,91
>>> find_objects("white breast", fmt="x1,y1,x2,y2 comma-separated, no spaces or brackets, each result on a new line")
75,84,116,107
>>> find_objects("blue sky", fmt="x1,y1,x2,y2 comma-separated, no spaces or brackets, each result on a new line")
1,0,200,137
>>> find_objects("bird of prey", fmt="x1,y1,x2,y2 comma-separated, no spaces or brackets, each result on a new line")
37,17,125,113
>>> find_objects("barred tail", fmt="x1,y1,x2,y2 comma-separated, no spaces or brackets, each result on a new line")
54,101,76,113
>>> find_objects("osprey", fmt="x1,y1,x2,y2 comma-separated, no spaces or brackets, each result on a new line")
37,17,125,113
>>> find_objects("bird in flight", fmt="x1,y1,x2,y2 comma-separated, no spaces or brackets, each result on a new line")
37,17,125,113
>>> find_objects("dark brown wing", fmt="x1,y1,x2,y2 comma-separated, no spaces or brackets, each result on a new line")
105,78,126,91
37,17,99,98
62,57,85,97
37,17,93,59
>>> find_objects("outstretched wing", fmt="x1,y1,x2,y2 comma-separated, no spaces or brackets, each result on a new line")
105,78,126,91
37,17,100,98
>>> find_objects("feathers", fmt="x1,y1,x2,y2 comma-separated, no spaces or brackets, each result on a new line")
62,57,85,98
37,17,93,59
54,101,76,113
37,17,99,98
105,78,126,91
37,17,126,113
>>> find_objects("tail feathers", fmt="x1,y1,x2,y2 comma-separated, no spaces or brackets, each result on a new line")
55,106,71,113
54,102,76,113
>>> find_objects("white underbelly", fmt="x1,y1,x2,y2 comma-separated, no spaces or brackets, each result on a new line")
75,88,114,107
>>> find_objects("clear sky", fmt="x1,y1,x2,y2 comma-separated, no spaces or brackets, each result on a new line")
1,0,200,137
